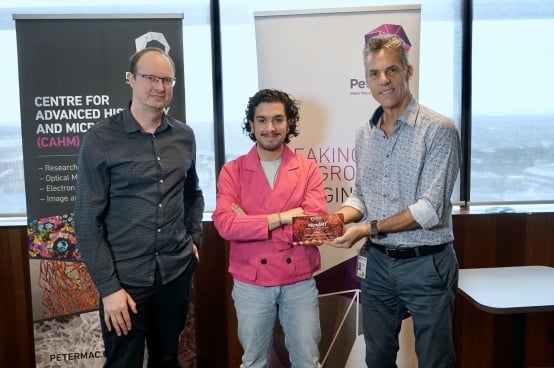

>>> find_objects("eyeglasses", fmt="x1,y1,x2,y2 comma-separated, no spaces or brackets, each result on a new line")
133,72,176,87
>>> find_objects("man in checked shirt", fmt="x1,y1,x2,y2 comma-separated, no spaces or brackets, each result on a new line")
330,34,462,368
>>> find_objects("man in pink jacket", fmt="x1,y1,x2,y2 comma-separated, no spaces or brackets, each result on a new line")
212,89,327,368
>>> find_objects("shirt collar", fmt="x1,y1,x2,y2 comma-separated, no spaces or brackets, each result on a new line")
369,96,419,128
400,97,419,127
122,101,172,134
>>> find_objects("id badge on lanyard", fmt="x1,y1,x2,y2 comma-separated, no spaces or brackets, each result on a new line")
356,254,367,279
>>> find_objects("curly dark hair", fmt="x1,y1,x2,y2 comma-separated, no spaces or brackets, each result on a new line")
242,89,300,144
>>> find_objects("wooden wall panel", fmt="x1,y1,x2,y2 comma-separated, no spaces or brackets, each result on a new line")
2,213,554,367
0,226,35,368
525,214,554,264
452,212,554,368
194,221,233,367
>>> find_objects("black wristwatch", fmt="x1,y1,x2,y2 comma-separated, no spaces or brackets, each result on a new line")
370,220,384,237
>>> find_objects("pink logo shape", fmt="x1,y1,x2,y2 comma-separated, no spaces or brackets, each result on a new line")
364,24,411,52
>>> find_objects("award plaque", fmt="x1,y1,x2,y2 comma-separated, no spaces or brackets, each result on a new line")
292,214,345,245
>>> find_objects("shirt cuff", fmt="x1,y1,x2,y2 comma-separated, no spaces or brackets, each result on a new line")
191,233,202,249
408,199,440,229
97,278,123,299
342,196,369,223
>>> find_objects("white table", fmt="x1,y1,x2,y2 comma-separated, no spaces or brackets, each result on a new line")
458,265,554,367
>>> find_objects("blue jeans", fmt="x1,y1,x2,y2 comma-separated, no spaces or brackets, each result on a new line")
361,244,458,368
232,278,321,368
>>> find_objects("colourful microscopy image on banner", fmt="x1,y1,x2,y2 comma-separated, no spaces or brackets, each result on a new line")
28,213,80,261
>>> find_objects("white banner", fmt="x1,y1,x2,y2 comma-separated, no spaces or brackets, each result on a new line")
255,6,420,367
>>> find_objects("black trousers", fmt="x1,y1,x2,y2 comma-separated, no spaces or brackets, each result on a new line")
99,261,196,368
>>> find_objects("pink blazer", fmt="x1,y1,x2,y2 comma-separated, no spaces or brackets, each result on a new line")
212,145,327,286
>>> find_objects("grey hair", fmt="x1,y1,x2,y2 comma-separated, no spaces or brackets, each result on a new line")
362,34,409,73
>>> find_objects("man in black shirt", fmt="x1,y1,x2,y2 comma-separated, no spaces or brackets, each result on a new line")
75,47,204,367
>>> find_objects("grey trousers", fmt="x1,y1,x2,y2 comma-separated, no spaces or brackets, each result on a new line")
360,243,458,368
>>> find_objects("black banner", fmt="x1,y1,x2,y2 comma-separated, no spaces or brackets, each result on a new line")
15,14,185,366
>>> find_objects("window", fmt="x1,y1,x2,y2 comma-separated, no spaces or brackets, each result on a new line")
0,28,25,215
471,1,554,202
219,0,462,203
1,0,553,221
0,1,215,217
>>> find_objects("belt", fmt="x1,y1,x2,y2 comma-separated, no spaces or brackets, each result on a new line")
368,240,448,259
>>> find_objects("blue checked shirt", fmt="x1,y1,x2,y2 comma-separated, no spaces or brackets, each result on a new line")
343,97,461,247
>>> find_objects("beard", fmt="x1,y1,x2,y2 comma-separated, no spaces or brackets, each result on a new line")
256,132,286,152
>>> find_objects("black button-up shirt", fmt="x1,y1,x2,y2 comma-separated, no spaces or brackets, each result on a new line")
75,107,204,297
